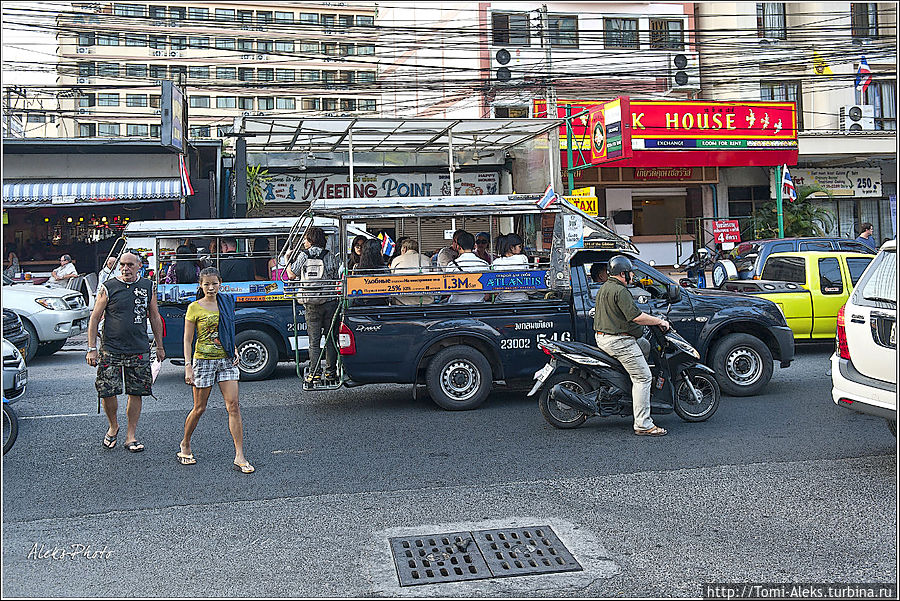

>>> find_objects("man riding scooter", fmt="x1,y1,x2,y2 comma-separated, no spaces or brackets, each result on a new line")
594,255,672,437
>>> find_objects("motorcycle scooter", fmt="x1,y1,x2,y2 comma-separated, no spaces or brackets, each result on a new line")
527,284,720,429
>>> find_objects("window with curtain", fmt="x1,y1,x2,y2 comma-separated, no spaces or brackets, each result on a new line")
851,3,878,39
760,81,804,130
756,3,786,39
492,12,530,46
650,19,684,50
857,80,896,130
549,15,578,47
604,18,638,49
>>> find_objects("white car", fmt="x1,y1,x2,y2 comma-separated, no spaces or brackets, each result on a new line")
831,239,897,435
2,338,27,401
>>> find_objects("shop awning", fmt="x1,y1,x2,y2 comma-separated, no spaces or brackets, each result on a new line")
2,178,182,207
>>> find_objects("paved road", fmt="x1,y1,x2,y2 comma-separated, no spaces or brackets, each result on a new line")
2,342,896,597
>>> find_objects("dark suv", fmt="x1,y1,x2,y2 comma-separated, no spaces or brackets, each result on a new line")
713,237,876,287
2,309,30,357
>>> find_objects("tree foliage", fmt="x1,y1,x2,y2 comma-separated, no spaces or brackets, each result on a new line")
752,185,836,239
246,164,272,213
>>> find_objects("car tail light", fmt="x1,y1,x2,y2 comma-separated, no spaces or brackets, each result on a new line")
836,303,850,360
542,345,553,356
838,398,854,406
338,322,356,355
160,315,166,338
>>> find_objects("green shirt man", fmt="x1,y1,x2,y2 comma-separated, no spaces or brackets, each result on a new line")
594,277,644,338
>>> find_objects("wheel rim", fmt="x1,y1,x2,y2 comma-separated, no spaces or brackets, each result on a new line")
724,345,763,386
238,340,268,374
677,375,716,418
440,360,481,402
548,380,588,423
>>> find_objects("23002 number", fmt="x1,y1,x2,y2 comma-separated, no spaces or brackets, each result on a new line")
500,338,531,350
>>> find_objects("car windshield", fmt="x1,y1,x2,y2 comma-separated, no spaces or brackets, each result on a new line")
860,250,896,304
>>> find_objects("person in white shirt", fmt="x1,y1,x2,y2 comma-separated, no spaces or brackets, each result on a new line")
98,255,119,284
491,233,530,302
390,238,435,306
445,231,489,304
49,254,78,285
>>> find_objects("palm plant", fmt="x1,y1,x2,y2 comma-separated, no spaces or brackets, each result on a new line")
246,164,272,214
751,184,836,239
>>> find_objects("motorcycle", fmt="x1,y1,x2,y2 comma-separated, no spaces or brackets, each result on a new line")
673,247,719,289
528,284,720,429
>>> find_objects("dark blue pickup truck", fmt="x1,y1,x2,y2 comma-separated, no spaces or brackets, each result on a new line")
338,248,795,409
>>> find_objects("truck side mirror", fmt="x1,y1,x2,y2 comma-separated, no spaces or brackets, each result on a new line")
666,283,682,304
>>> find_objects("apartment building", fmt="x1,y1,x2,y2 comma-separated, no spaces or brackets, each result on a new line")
696,2,897,241
53,1,379,141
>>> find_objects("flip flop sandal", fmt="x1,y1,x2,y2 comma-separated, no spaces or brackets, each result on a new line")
232,461,255,474
102,432,118,449
634,426,668,437
125,441,145,453
176,452,197,465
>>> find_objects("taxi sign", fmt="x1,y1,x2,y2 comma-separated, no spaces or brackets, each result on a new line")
564,195,598,216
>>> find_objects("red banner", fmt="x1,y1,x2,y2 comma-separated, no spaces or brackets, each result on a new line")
630,100,797,141
713,219,742,244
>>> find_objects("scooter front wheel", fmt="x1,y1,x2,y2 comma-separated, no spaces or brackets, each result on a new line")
674,368,720,422
538,373,591,429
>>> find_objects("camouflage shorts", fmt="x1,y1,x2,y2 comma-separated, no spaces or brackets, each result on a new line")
95,351,152,398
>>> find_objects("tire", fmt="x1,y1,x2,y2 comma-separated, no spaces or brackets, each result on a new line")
538,373,591,429
36,338,66,356
235,329,278,381
3,404,18,455
888,419,897,437
21,321,39,364
710,333,774,397
674,368,721,422
425,345,493,410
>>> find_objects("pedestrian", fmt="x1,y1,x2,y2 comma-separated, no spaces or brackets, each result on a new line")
594,255,671,437
856,222,877,251
287,226,341,383
179,267,254,473
98,255,118,284
86,252,165,453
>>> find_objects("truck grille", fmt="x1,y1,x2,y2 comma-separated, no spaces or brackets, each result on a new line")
64,295,86,310
3,310,25,337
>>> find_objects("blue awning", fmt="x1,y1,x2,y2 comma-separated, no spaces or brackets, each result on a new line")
2,178,182,207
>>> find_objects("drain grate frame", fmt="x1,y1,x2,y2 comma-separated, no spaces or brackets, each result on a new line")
389,525,582,587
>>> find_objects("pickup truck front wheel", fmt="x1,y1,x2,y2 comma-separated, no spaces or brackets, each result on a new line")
425,345,492,411
710,333,773,397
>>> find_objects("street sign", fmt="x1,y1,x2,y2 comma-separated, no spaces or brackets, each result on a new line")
712,219,741,244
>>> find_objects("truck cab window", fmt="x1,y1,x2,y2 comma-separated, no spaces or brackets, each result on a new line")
818,257,843,295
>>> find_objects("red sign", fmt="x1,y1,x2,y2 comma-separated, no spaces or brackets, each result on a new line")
630,100,797,141
713,220,742,244
589,98,632,164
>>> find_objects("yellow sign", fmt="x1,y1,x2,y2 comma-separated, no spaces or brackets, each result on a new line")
571,187,595,197
564,195,599,216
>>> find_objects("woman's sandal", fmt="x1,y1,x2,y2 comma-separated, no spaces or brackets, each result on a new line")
634,426,668,437
232,461,255,474
176,451,197,465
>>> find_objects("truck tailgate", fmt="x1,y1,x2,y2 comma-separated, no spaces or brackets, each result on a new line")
722,280,812,338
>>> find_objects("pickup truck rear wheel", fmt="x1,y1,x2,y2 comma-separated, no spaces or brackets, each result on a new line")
710,333,773,397
236,330,278,381
425,345,492,411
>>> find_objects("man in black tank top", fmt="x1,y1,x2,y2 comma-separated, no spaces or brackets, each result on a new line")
86,252,165,453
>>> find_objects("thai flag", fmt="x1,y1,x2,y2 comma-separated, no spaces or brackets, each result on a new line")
379,232,395,256
782,165,797,203
536,183,557,209
855,56,872,95
179,154,194,196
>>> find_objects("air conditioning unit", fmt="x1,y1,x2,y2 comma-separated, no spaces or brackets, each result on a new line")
840,105,875,131
669,52,700,91
492,47,524,85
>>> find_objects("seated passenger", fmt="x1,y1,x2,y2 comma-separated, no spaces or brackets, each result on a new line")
474,232,494,264
165,244,201,284
590,262,608,284
491,233,529,302
445,231,489,304
390,238,434,306
350,239,390,306
217,237,255,282
434,229,466,267
252,236,276,281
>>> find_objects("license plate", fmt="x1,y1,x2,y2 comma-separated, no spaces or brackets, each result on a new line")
891,322,896,346
15,370,27,388
534,362,554,383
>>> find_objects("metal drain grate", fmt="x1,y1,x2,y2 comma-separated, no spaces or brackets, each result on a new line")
472,526,582,578
389,531,491,586
389,525,582,586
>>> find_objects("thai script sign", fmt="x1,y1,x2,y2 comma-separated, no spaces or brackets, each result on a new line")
633,167,694,180
712,219,742,244
263,172,500,203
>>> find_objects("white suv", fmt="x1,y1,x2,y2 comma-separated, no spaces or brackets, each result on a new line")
832,239,897,435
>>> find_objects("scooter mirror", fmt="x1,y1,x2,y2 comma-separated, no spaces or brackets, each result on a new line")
667,283,682,303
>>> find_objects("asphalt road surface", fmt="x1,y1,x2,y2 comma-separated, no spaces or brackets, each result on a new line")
2,341,896,597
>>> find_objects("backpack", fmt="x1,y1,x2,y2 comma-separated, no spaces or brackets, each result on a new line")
299,248,330,305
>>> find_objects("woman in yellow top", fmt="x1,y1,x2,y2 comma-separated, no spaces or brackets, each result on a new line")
179,267,254,473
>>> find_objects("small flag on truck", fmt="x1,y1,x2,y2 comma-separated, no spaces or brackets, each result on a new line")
379,232,396,256
537,184,557,209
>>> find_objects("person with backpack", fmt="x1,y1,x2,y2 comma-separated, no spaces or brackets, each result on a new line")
287,226,339,383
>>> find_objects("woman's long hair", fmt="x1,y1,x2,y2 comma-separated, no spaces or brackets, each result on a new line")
195,267,221,300
348,235,366,269
503,233,524,257
357,239,386,271
174,245,199,283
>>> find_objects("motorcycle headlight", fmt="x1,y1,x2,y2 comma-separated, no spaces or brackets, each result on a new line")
35,297,70,311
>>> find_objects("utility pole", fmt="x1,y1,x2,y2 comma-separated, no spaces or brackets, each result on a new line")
541,5,561,192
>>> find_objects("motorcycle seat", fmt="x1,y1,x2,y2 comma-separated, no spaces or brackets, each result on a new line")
560,341,626,370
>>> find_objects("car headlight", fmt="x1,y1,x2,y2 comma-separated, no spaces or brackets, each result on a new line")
35,297,70,311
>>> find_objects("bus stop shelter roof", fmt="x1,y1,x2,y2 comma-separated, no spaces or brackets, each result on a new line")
233,117,565,153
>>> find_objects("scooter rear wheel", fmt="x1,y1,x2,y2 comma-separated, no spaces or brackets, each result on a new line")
674,368,720,422
538,373,591,429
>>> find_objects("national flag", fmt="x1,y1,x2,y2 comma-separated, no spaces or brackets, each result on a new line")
782,165,797,203
536,183,557,209
855,56,872,95
812,51,833,76
179,154,194,196
379,232,395,256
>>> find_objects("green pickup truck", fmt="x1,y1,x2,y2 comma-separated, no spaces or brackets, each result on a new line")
721,251,874,340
